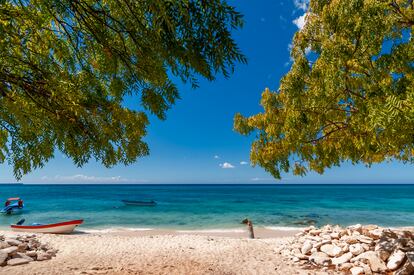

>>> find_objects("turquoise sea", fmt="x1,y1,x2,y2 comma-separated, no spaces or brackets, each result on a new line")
0,184,413,230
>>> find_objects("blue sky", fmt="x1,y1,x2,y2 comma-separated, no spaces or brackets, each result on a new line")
1,0,413,184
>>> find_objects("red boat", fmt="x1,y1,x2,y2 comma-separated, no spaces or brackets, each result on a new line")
11,219,84,234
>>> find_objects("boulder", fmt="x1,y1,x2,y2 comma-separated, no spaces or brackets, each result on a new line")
17,242,28,252
13,252,34,262
387,249,405,271
367,228,383,240
349,243,365,255
7,258,30,266
301,240,312,255
353,251,387,273
309,252,331,266
37,251,51,261
25,251,37,258
0,241,10,249
348,224,362,233
0,246,18,256
320,244,342,257
357,235,374,245
350,266,364,275
0,251,7,266
5,239,22,246
332,252,353,265
394,252,414,275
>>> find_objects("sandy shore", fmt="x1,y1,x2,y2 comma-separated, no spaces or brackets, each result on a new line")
0,227,329,275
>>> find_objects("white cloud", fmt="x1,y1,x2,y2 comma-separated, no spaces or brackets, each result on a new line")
219,162,235,169
293,13,307,29
40,174,148,184
251,177,275,182
214,155,220,159
240,161,248,165
293,0,309,11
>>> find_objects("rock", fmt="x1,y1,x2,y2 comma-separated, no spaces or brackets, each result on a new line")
7,258,30,266
353,251,387,273
337,262,353,271
47,249,58,256
320,244,342,257
37,251,51,261
25,251,37,258
357,235,374,245
387,250,406,271
361,263,372,275
330,232,340,239
0,246,18,255
349,243,365,255
292,256,300,262
5,239,22,246
17,242,28,252
394,252,414,275
332,252,353,265
0,241,10,249
309,252,331,266
348,224,362,233
293,253,309,260
0,251,7,266
367,228,383,240
350,266,364,275
313,240,330,249
13,252,34,262
309,229,322,236
301,240,312,255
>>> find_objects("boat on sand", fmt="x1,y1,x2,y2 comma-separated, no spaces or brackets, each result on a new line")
11,219,84,234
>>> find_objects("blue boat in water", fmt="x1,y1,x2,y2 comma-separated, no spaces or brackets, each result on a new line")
1,197,24,214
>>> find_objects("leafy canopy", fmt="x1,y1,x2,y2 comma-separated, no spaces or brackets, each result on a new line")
234,0,414,179
0,0,246,179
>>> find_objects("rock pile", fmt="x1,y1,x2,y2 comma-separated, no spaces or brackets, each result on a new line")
277,224,414,274
0,234,57,266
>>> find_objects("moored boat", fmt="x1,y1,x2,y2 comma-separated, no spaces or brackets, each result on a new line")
0,197,24,214
11,219,84,234
121,200,157,206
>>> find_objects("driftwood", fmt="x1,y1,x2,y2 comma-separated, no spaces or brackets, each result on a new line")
241,218,255,239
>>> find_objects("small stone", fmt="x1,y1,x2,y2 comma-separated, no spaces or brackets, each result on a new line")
348,224,362,233
0,246,18,255
292,256,300,262
7,258,30,266
357,235,374,245
349,243,365,255
367,228,383,240
17,243,28,252
309,229,322,236
309,252,331,266
386,249,406,271
320,244,342,257
25,251,37,258
332,252,353,265
330,232,340,239
5,239,22,246
37,251,51,261
350,266,364,275
301,240,312,255
13,252,34,262
337,262,353,271
0,241,10,249
352,251,387,273
0,251,7,266
361,263,372,275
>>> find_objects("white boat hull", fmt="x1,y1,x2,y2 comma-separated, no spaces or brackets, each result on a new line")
11,220,83,234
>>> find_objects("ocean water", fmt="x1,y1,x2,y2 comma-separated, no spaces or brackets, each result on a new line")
0,184,413,230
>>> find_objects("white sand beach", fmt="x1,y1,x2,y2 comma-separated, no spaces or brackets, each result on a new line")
0,228,326,275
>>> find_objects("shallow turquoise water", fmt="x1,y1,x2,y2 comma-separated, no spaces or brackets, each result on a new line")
0,184,413,230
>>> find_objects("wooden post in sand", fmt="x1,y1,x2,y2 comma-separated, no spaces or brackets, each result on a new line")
241,218,255,239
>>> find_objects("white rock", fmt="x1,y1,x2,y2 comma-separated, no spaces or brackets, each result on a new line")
13,252,34,262
350,266,364,275
0,251,7,265
309,252,331,266
309,229,322,236
348,224,362,233
301,240,312,255
349,243,365,255
387,249,406,271
25,251,37,258
353,251,387,273
330,232,340,239
5,239,21,246
320,244,342,257
0,246,18,255
357,235,374,244
7,258,30,266
332,252,353,265
367,228,383,240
